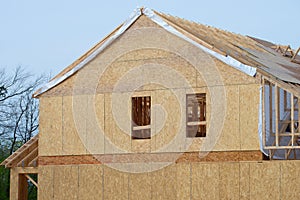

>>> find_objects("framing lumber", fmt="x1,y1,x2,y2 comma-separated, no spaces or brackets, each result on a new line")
262,78,266,147
291,93,295,146
275,84,279,147
15,167,38,174
154,11,227,56
1,135,38,168
269,82,273,135
24,174,38,188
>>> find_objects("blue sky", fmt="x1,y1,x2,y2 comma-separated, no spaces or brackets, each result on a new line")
1,1,299,76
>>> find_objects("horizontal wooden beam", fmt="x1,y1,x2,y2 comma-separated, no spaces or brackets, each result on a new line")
14,167,38,174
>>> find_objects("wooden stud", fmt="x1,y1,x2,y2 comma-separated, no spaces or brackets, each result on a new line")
18,174,28,200
269,82,273,135
291,93,295,147
262,78,266,147
275,84,279,147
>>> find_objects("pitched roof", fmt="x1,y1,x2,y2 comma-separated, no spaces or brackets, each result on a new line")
33,7,300,97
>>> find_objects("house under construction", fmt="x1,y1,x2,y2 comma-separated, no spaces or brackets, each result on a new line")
2,7,300,200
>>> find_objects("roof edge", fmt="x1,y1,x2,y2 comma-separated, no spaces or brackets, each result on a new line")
34,7,257,97
33,7,143,98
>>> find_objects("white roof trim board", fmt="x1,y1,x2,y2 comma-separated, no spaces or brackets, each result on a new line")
34,7,256,97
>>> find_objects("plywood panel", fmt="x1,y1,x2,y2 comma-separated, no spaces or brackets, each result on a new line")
219,163,239,200
239,162,250,200
214,58,258,85
214,85,240,151
104,93,132,154
191,163,219,200
39,96,62,156
280,161,300,200
240,84,260,150
150,167,165,200
53,166,79,200
129,172,151,200
249,162,280,200
62,95,86,155
149,164,178,200
152,89,181,152
38,166,54,200
103,165,129,200
78,165,103,200
176,163,190,199
86,94,105,155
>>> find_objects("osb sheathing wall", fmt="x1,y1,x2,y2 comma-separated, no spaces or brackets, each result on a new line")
39,15,260,157
38,161,300,200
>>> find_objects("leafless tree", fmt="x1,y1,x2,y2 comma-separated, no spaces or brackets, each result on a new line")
0,67,45,155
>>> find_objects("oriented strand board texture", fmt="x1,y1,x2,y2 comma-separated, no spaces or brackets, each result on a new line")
38,166,54,200
53,166,79,200
249,162,280,199
280,161,300,200
214,85,240,151
39,96,63,156
78,165,103,200
62,95,86,155
240,84,260,150
37,160,300,199
86,94,105,155
103,165,129,200
191,163,220,199
38,14,262,157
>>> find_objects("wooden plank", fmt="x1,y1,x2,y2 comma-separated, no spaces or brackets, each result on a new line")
262,78,266,147
269,81,273,135
154,11,228,56
15,167,38,174
264,146,300,149
28,157,38,167
10,168,19,200
24,174,38,188
16,147,38,167
187,121,206,126
2,135,38,167
275,84,279,146
291,93,295,146
18,174,28,200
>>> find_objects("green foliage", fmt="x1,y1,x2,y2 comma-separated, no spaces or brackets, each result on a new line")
0,146,10,200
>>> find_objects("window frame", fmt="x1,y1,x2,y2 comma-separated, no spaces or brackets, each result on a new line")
131,96,151,140
186,93,207,137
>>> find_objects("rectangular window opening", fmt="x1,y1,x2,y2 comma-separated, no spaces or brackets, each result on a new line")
186,93,206,137
132,96,151,139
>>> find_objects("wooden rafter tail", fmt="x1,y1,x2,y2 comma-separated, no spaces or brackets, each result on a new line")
1,134,39,168
291,47,300,64
15,147,38,168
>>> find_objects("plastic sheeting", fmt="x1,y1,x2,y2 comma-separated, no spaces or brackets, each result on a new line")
259,84,300,159
34,7,256,97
